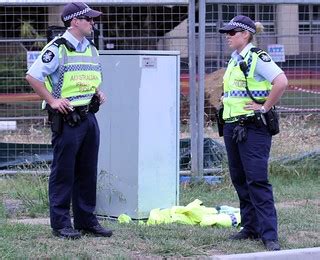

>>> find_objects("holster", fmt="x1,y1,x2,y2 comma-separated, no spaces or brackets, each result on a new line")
265,107,280,135
89,94,100,113
46,104,63,134
217,105,225,137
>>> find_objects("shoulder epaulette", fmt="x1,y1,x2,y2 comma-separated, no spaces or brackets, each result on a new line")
250,47,264,54
52,37,76,52
89,39,97,48
250,47,272,62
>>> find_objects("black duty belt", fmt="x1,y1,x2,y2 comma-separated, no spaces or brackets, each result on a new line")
225,115,255,124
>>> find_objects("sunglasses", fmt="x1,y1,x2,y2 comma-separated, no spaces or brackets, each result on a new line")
76,16,94,22
226,29,245,36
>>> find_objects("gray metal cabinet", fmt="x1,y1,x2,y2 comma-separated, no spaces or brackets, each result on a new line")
95,51,180,219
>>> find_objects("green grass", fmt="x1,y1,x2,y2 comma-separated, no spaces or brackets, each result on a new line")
0,220,272,258
180,178,238,208
0,160,319,258
2,174,49,218
272,173,319,202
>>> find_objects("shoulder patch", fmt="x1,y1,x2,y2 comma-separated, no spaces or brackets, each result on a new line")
42,50,55,63
258,52,271,62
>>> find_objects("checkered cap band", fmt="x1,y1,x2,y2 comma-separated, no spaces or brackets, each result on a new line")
229,21,256,34
63,7,91,22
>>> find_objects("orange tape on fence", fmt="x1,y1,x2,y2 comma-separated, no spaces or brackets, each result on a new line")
0,93,41,103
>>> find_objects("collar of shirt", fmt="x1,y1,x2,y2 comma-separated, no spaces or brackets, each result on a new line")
231,43,254,64
62,30,90,52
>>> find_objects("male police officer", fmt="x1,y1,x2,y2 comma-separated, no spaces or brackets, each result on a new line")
26,2,112,239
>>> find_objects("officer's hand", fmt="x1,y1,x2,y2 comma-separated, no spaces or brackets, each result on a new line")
49,99,72,114
244,101,262,111
96,90,106,104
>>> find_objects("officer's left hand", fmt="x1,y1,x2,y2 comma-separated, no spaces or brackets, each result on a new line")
244,101,263,111
96,90,106,104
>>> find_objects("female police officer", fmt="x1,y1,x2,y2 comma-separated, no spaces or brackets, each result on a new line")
26,2,112,239
219,15,288,251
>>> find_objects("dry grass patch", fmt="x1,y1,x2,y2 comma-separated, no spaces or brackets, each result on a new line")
276,199,320,209
286,231,319,245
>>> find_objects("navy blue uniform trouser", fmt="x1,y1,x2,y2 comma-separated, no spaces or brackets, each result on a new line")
223,122,278,241
49,112,100,230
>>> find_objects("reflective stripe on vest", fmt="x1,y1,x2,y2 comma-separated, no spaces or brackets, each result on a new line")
52,44,102,106
222,50,272,120
224,90,270,98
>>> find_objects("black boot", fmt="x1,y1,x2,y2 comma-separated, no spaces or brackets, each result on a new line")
78,224,113,237
263,240,281,251
52,227,81,239
229,230,260,240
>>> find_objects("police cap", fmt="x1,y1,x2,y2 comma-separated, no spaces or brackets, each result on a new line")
219,15,256,34
61,2,102,22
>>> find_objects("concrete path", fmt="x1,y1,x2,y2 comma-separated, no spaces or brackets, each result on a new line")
210,247,320,260
9,217,50,225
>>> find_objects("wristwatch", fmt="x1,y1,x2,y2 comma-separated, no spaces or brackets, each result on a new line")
260,105,267,113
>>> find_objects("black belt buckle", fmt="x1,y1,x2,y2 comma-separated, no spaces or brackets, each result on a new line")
238,115,255,126
238,116,246,126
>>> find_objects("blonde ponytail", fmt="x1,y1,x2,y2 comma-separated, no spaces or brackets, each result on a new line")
248,21,264,44
255,22,264,34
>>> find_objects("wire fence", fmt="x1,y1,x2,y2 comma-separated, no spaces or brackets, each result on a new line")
0,1,319,173
188,1,320,174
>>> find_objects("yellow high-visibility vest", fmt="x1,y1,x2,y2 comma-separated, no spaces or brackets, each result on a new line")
45,38,102,107
223,50,272,120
